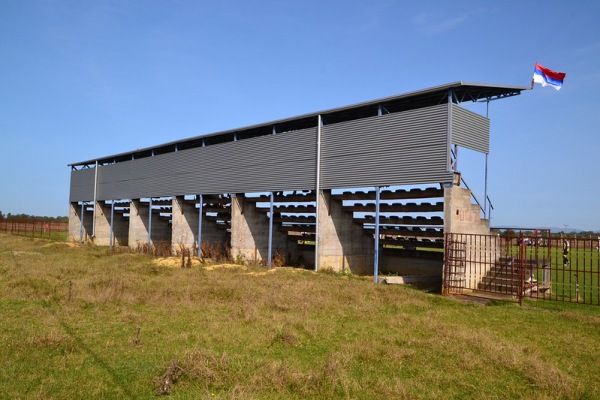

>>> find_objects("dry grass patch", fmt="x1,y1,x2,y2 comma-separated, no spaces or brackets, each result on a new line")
1,233,600,399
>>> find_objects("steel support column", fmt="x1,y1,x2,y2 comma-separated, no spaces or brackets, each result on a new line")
92,161,98,237
374,186,381,283
267,191,274,269
79,202,84,244
110,200,115,249
148,198,153,245
197,194,203,257
314,114,322,272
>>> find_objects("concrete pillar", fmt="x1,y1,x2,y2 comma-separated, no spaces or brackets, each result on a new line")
171,196,229,255
111,205,129,247
150,209,172,244
92,201,112,246
171,196,197,254
317,190,374,274
443,185,490,235
230,194,292,265
128,199,149,249
93,201,130,247
68,202,92,243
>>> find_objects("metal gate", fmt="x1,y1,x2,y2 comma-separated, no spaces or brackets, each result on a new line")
443,230,600,306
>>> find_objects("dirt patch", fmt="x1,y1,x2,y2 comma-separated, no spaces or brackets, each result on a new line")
203,263,247,271
153,257,203,268
11,251,43,256
42,242,79,248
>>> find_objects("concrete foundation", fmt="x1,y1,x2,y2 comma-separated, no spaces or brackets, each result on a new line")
127,200,171,249
128,199,149,249
68,183,489,279
91,201,112,246
171,196,228,255
379,248,443,276
317,190,374,274
230,194,294,265
111,208,129,247
68,202,93,243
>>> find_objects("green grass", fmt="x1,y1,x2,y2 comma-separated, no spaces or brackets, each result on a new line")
1,233,600,399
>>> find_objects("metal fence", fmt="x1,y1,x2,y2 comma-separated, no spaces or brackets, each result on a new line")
443,231,600,306
0,219,68,241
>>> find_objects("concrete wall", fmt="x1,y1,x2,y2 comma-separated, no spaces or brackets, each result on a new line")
92,201,112,246
171,196,228,255
128,199,149,249
230,194,294,265
128,200,172,250
111,210,129,247
317,190,374,274
66,184,492,282
171,196,197,253
443,183,490,235
379,249,443,276
68,202,92,243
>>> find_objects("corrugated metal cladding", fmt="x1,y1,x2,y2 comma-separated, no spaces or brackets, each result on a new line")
451,104,490,153
320,104,454,189
69,103,490,202
69,168,95,202
72,127,318,202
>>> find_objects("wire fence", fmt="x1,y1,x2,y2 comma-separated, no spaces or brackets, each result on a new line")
0,219,68,241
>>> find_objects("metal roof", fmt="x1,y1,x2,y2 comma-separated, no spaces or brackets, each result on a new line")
69,81,530,167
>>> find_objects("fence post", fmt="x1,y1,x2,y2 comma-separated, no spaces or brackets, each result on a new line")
518,232,524,306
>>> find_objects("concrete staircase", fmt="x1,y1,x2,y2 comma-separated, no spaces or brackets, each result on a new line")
477,258,538,295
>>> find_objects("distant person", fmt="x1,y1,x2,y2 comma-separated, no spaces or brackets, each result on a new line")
562,239,570,267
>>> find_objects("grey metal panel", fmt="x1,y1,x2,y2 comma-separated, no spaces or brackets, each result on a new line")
320,104,453,189
69,168,95,202
70,103,476,201
451,104,490,153
91,127,318,200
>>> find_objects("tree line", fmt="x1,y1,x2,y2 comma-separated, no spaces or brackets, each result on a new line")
0,211,68,222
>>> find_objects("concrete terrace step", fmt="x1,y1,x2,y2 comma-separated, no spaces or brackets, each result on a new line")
244,192,316,203
257,204,316,213
202,204,231,213
363,226,443,238
183,195,231,205
331,187,443,201
477,282,520,294
344,202,443,213
380,237,444,249
278,224,315,233
355,215,444,226
274,215,316,224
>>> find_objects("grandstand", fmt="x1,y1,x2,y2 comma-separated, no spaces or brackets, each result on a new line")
68,81,528,280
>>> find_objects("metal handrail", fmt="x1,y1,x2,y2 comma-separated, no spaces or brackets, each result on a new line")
460,176,485,214
486,195,494,221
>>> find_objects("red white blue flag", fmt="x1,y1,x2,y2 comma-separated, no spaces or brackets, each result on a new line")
532,62,566,90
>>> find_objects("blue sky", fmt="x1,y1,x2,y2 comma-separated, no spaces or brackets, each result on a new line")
1,0,599,231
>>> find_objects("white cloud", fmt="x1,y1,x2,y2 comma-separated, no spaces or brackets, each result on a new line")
413,8,485,35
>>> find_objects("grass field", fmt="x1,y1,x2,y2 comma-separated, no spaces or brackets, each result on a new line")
505,242,600,305
1,233,600,399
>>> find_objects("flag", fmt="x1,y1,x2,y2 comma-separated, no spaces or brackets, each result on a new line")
532,62,566,90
